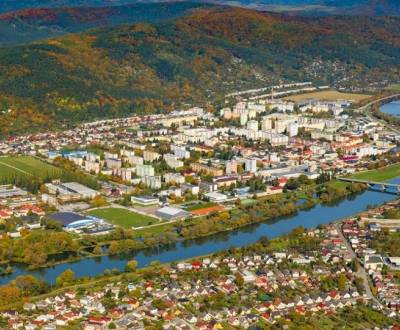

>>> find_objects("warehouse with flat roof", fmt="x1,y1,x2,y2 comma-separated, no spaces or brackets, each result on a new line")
155,206,190,221
46,182,99,201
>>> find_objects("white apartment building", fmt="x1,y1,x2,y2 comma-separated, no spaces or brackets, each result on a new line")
287,122,298,137
127,155,144,166
267,100,295,112
164,173,185,184
269,133,289,146
164,154,184,169
171,145,190,159
136,164,155,177
86,153,100,162
240,113,248,126
142,176,162,189
245,158,257,173
104,152,118,159
225,160,238,174
85,160,100,174
106,158,122,170
113,168,132,181
247,120,259,131
261,117,272,131
143,150,161,162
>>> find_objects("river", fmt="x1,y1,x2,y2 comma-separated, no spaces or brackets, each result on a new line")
380,100,400,116
0,180,398,286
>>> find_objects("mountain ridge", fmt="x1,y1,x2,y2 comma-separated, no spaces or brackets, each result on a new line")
0,2,214,46
0,0,399,16
0,6,399,136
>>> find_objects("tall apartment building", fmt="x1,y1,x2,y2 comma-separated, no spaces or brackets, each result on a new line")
136,164,155,177
245,158,257,173
142,176,162,189
143,150,161,162
164,154,184,169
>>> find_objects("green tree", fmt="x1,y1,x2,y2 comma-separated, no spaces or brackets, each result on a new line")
93,245,102,255
108,241,120,255
338,273,348,291
125,259,138,272
55,269,75,287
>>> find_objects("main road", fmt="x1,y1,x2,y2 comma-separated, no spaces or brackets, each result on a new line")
334,223,382,307
354,93,400,134
354,93,400,113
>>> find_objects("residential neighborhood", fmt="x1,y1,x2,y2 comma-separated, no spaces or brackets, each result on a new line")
1,220,398,329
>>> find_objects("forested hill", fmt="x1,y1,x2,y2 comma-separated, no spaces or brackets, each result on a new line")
0,0,399,16
0,6,399,136
0,2,213,46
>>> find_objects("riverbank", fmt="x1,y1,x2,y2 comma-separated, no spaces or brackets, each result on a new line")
2,197,400,313
0,183,397,287
0,179,364,274
370,97,400,130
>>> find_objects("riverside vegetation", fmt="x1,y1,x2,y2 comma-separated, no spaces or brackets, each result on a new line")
0,174,367,271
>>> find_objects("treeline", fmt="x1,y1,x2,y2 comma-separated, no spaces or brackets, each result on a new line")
1,8,400,136
317,182,367,204
371,101,400,128
0,173,44,194
364,152,400,171
178,199,298,240
0,230,79,267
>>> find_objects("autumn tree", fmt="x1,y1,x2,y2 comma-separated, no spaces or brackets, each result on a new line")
0,286,21,307
93,245,103,255
126,259,138,272
56,269,76,287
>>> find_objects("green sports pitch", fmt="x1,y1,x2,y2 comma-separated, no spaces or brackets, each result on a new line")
0,155,61,179
87,207,159,228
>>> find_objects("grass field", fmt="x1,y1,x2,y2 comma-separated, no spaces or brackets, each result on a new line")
240,199,258,206
87,208,159,228
0,156,61,179
386,84,400,91
133,222,177,236
350,163,400,182
283,90,371,102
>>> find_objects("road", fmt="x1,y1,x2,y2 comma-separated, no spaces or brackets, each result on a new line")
354,93,400,113
334,222,382,307
355,93,400,134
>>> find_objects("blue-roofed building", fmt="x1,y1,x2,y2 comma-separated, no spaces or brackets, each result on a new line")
50,212,101,229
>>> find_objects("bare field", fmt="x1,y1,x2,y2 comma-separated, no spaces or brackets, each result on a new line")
283,90,371,102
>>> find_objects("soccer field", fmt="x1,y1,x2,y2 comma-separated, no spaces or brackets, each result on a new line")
87,208,159,228
0,156,61,179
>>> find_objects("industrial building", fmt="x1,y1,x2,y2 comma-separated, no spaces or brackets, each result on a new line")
45,182,99,202
155,206,190,221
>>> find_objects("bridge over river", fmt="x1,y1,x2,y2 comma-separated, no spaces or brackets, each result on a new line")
337,177,400,194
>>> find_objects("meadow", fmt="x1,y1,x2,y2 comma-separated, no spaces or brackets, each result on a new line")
350,163,400,182
283,90,371,102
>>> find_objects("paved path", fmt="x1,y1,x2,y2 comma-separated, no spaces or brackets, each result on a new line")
334,222,382,306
